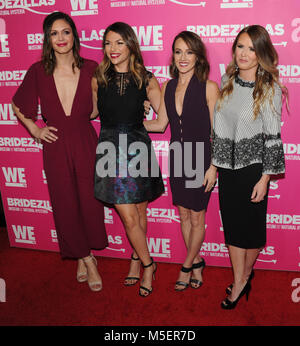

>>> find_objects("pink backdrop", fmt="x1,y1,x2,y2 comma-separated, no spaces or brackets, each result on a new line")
0,0,299,271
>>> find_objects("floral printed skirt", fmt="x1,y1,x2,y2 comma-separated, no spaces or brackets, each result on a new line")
94,123,164,205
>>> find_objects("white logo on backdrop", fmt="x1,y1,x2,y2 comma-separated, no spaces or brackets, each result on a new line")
257,247,277,264
291,18,300,43
12,225,36,244
283,143,300,160
0,0,57,15
147,208,180,223
110,0,166,8
0,33,9,57
79,26,164,52
106,235,126,253
168,0,205,6
148,237,171,258
0,104,17,124
51,229,58,243
0,136,42,153
220,0,253,8
7,197,52,213
132,25,163,51
267,214,300,231
70,0,98,16
2,167,27,187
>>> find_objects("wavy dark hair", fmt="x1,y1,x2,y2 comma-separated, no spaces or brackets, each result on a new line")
170,31,210,81
218,25,288,119
94,22,149,89
42,11,83,75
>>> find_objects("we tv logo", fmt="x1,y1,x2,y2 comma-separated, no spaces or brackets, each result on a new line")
147,237,171,258
2,167,27,187
0,34,10,58
70,0,98,16
11,225,36,244
0,104,18,125
132,26,163,51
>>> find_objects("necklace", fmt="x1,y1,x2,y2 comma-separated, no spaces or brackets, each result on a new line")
235,75,255,88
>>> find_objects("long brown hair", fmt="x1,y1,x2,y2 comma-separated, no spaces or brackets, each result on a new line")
42,11,83,75
170,31,210,81
94,22,148,89
218,25,288,119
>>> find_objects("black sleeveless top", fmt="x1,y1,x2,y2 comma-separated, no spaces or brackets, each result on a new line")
97,70,152,127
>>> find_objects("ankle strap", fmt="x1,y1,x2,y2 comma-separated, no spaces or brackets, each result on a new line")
143,258,153,268
192,259,206,269
181,265,193,273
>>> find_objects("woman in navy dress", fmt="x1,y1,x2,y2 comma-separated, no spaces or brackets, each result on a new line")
12,12,107,292
144,31,219,290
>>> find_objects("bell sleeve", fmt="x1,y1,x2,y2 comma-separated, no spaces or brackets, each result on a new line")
261,84,285,175
12,63,39,121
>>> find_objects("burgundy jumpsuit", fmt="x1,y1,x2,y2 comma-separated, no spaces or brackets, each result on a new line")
13,59,108,259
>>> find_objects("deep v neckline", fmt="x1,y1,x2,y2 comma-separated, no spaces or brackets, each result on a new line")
52,67,82,117
175,74,194,117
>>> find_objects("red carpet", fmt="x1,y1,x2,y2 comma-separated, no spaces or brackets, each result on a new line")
0,227,299,326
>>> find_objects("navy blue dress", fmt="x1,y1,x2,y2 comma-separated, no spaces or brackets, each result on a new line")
164,74,212,212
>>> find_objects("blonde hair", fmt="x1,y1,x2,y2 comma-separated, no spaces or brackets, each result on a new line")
218,25,288,119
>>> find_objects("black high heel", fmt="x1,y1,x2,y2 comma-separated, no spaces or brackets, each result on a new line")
175,265,193,291
124,253,140,286
139,258,157,297
226,270,254,295
221,282,251,310
190,259,206,289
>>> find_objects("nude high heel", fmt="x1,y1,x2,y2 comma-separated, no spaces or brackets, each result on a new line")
77,259,88,283
83,254,102,292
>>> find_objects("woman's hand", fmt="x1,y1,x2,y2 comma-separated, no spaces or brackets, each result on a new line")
32,126,58,143
203,165,217,192
251,174,270,203
144,100,151,115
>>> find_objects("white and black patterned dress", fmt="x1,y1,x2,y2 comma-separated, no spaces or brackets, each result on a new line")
212,74,285,249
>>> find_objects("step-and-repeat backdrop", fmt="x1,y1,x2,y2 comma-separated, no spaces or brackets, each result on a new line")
0,0,299,271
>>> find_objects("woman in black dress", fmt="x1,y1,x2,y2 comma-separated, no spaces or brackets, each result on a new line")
212,25,287,309
144,31,219,290
92,22,164,297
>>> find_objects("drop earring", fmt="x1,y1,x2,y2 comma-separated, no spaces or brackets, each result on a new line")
257,65,264,77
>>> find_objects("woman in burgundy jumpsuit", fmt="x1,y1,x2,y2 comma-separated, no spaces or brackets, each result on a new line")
12,12,107,292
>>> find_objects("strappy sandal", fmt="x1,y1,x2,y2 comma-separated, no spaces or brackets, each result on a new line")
139,258,157,297
77,258,88,283
175,265,193,291
124,254,141,286
83,254,102,292
190,259,206,289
